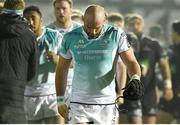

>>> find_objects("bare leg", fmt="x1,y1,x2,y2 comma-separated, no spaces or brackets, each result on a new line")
143,115,156,124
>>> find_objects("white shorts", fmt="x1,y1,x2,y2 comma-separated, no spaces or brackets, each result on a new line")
24,94,60,121
68,103,117,124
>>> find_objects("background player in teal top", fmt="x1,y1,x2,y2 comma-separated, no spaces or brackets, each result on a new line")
56,5,144,124
23,6,62,124
47,0,81,35
47,0,81,123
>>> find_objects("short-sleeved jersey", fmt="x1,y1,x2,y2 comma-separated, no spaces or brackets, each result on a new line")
59,24,130,104
25,27,62,96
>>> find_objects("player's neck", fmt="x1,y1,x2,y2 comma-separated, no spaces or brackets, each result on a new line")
36,28,43,37
55,20,72,29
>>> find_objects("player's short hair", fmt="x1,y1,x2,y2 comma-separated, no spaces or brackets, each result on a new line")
23,5,42,17
53,0,73,8
125,13,144,26
149,24,163,38
172,20,180,34
72,9,83,16
4,0,25,10
71,9,83,20
108,12,124,22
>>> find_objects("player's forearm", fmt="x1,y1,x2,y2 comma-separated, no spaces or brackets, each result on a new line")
160,58,171,80
128,61,141,78
120,48,141,78
55,56,70,96
159,57,172,88
55,71,68,96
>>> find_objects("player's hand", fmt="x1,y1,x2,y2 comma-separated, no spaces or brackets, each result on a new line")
116,93,124,105
122,75,144,100
58,103,69,120
163,88,173,101
117,97,124,105
46,51,59,63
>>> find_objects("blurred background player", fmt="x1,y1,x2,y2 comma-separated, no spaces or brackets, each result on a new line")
123,13,173,124
149,24,166,48
108,12,124,28
47,0,81,123
149,24,168,104
23,5,62,124
47,0,80,35
157,20,180,124
0,0,38,123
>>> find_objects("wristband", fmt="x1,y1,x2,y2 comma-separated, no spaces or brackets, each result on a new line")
131,74,140,81
57,96,65,105
164,79,172,89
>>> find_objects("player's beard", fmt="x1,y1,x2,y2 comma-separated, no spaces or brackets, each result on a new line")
57,16,69,24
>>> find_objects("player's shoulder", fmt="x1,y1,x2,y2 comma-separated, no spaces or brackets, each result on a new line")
142,35,161,49
104,24,119,31
142,35,159,44
44,27,62,37
65,26,83,36
104,24,124,36
44,27,58,34
142,35,156,42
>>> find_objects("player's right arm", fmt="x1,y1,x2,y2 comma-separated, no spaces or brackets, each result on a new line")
55,55,71,96
55,55,71,119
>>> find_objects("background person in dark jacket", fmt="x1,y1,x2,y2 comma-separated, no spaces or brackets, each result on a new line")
0,0,38,123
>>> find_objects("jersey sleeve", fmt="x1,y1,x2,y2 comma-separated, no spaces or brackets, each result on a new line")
58,34,72,59
118,31,131,53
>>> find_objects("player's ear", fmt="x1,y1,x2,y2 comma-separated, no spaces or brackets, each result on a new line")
104,11,108,22
40,17,43,24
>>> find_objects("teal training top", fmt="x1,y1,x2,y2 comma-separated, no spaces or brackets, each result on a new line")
25,27,62,96
59,24,130,104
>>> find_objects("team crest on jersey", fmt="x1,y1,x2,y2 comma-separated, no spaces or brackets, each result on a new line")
98,39,111,46
103,40,110,45
74,40,85,48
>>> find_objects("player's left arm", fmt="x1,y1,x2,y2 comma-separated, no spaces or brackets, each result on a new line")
120,48,141,77
119,48,144,100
